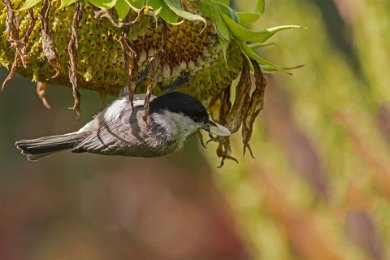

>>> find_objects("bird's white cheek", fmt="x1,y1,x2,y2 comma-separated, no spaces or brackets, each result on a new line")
173,115,201,136
153,112,200,139
152,113,178,139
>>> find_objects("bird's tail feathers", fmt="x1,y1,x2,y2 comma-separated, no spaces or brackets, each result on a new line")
15,133,87,161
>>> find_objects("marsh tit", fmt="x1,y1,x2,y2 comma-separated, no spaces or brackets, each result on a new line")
15,92,231,161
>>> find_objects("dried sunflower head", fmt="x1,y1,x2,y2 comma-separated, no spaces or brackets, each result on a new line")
0,0,303,165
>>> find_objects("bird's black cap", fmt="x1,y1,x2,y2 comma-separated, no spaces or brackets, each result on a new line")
150,92,209,124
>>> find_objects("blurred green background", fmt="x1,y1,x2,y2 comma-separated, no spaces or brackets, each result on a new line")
1,0,390,259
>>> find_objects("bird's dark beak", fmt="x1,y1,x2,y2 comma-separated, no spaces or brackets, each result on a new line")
203,120,231,136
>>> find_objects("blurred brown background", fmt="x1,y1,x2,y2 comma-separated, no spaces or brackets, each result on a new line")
0,72,248,259
1,0,390,259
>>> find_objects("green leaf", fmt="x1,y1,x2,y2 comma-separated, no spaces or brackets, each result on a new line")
200,1,230,40
59,0,78,9
250,25,305,43
255,0,265,15
215,0,229,4
222,13,303,43
261,64,304,73
215,16,231,41
237,12,260,26
164,0,206,24
88,0,117,10
146,0,164,10
241,44,291,74
234,0,265,25
17,0,42,11
248,42,275,49
219,37,229,61
124,0,143,10
159,5,179,24
214,2,239,23
115,0,131,21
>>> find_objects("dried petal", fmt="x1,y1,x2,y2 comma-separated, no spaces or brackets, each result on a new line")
242,59,266,157
143,55,161,121
36,81,51,109
68,2,83,119
143,21,167,120
41,0,61,79
1,54,20,91
225,55,251,133
3,0,31,68
218,85,232,124
118,33,138,109
1,0,21,90
95,9,142,109
3,0,19,41
21,9,36,46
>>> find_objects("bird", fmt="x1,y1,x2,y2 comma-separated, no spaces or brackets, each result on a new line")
15,92,231,161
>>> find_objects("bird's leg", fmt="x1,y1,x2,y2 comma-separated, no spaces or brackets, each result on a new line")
204,85,238,165
217,138,238,168
197,130,207,148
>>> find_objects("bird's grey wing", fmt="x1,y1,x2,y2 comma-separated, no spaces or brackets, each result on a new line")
73,107,148,155
77,95,155,133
